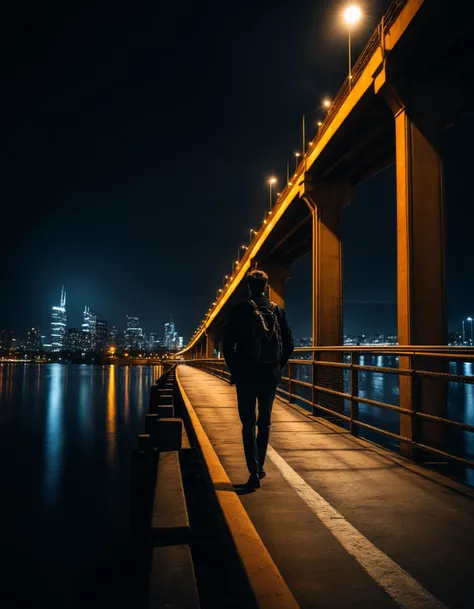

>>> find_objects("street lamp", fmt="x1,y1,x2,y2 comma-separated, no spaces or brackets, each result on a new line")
249,228,257,242
268,177,277,209
302,100,331,153
343,4,362,90
294,152,301,171
469,317,473,344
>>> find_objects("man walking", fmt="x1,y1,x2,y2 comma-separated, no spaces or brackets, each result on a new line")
223,270,294,490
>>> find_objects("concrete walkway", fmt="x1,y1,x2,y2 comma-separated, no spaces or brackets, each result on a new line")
178,365,474,609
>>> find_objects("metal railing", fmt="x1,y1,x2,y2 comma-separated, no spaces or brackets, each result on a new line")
186,346,474,482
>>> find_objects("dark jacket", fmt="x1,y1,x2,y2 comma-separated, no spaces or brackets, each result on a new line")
223,295,294,384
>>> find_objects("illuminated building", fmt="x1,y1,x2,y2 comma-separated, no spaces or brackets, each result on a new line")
27,327,41,351
67,328,83,352
0,330,14,354
126,315,143,349
96,320,108,351
109,325,118,345
82,306,97,350
164,321,175,349
51,286,67,351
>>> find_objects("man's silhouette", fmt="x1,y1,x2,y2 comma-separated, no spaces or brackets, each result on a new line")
223,270,294,490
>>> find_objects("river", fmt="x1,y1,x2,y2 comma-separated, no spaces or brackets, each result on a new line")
0,363,162,608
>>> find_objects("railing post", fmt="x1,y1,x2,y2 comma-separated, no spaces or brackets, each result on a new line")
350,352,359,436
288,362,293,403
311,356,317,416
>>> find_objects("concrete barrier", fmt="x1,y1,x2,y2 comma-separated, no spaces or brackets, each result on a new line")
156,418,182,452
152,450,190,545
156,405,174,419
149,545,200,608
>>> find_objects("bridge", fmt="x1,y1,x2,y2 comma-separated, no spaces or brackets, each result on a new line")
149,1,474,607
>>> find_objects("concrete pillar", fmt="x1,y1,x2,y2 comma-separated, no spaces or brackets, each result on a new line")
394,108,447,457
301,181,349,348
375,66,448,459
301,180,350,417
266,266,290,309
206,334,215,359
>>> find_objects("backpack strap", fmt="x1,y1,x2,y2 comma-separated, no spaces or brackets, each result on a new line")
248,299,271,332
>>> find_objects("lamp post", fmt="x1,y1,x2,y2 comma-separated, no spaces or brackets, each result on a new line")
294,152,301,171
462,319,466,343
268,177,277,210
302,99,331,153
343,4,362,91
469,317,473,344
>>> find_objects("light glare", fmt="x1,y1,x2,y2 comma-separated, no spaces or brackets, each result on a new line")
344,4,362,26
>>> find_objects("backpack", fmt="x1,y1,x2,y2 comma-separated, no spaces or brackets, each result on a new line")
247,300,283,365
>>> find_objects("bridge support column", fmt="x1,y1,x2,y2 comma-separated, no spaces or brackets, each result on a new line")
301,181,349,347
394,108,447,459
266,266,290,309
301,181,350,417
205,334,215,359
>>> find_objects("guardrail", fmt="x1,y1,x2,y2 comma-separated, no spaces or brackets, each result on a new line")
186,345,474,482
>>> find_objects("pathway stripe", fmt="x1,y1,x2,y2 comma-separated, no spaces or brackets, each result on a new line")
267,445,447,609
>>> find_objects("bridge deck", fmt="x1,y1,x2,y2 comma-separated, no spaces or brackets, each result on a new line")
178,366,474,609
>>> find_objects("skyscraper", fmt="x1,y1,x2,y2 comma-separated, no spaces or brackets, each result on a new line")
51,286,67,351
0,330,14,355
67,328,83,352
126,315,143,349
27,327,41,351
96,320,108,351
164,321,175,349
82,306,97,350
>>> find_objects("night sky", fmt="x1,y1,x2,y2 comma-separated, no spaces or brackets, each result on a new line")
1,0,473,341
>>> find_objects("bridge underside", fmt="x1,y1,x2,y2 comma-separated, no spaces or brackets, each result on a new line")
186,0,474,418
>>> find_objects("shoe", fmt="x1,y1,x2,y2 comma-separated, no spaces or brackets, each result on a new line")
245,474,261,490
259,468,266,480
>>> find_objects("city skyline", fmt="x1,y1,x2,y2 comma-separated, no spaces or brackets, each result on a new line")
3,279,474,344
0,285,184,354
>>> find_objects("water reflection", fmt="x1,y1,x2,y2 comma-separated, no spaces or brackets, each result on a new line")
137,366,143,413
107,366,117,465
43,365,65,507
124,366,130,424
79,367,91,439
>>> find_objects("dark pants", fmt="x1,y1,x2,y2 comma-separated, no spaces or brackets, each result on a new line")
236,377,277,476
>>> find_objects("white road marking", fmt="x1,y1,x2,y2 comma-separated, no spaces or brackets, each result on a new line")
267,444,447,609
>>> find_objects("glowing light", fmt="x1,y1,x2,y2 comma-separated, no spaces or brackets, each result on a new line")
268,177,277,185
317,121,323,126
322,98,331,109
343,4,362,26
